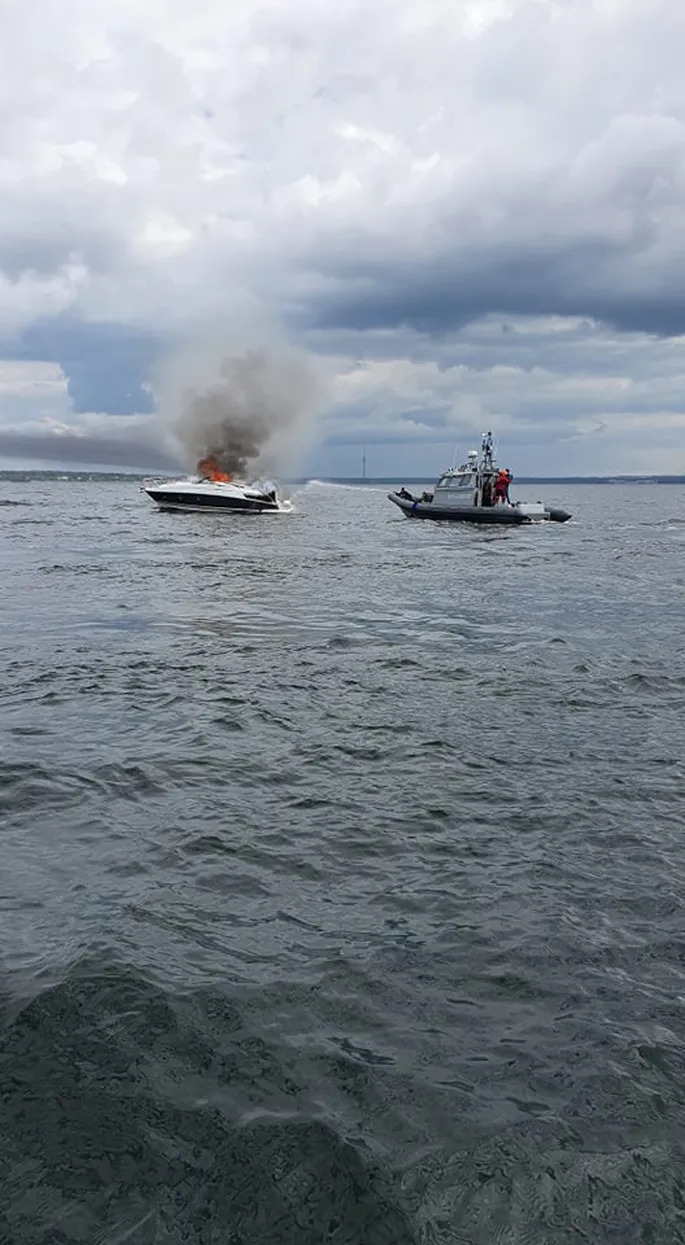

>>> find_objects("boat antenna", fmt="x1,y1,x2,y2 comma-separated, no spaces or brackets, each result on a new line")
451,443,459,469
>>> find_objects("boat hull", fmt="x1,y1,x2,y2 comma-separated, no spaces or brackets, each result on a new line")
388,493,530,524
388,493,571,524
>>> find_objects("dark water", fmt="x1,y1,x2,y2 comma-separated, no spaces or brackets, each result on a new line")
2,477,685,1244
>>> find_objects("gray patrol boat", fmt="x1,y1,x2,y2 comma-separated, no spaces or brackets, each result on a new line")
388,432,571,525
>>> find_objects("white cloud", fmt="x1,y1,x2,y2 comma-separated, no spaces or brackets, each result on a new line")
2,0,685,471
0,264,87,335
0,361,66,397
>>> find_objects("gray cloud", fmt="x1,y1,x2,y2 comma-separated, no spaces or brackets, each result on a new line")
304,219,685,340
0,427,178,472
0,218,128,283
6,321,160,415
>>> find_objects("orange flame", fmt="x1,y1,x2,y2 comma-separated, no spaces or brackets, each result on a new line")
197,456,233,483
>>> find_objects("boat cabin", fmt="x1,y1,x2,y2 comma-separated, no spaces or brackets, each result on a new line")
433,444,498,508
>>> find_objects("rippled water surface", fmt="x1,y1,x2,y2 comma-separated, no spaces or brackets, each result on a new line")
2,477,685,1244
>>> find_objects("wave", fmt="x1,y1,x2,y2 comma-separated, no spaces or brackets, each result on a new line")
0,959,417,1245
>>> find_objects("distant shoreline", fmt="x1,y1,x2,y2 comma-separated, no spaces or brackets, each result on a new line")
2,471,685,485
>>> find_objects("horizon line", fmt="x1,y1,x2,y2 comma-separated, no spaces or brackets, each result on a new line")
2,469,685,484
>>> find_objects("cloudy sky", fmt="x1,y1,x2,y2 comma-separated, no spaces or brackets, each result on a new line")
2,0,685,476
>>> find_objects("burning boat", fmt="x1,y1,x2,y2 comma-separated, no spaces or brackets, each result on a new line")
142,457,284,513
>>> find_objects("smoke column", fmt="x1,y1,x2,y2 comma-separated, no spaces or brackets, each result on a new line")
154,323,327,481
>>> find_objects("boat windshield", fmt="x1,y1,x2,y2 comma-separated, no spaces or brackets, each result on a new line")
437,471,473,489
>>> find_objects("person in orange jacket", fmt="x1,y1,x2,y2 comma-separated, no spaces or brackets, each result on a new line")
493,468,512,505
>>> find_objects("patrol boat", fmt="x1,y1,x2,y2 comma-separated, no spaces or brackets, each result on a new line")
388,433,571,525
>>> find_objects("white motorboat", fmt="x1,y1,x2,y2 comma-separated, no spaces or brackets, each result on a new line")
142,457,284,513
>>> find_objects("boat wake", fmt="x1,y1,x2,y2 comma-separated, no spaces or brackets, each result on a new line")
304,479,384,493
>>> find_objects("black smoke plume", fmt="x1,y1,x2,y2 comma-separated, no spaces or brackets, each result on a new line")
157,330,326,481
